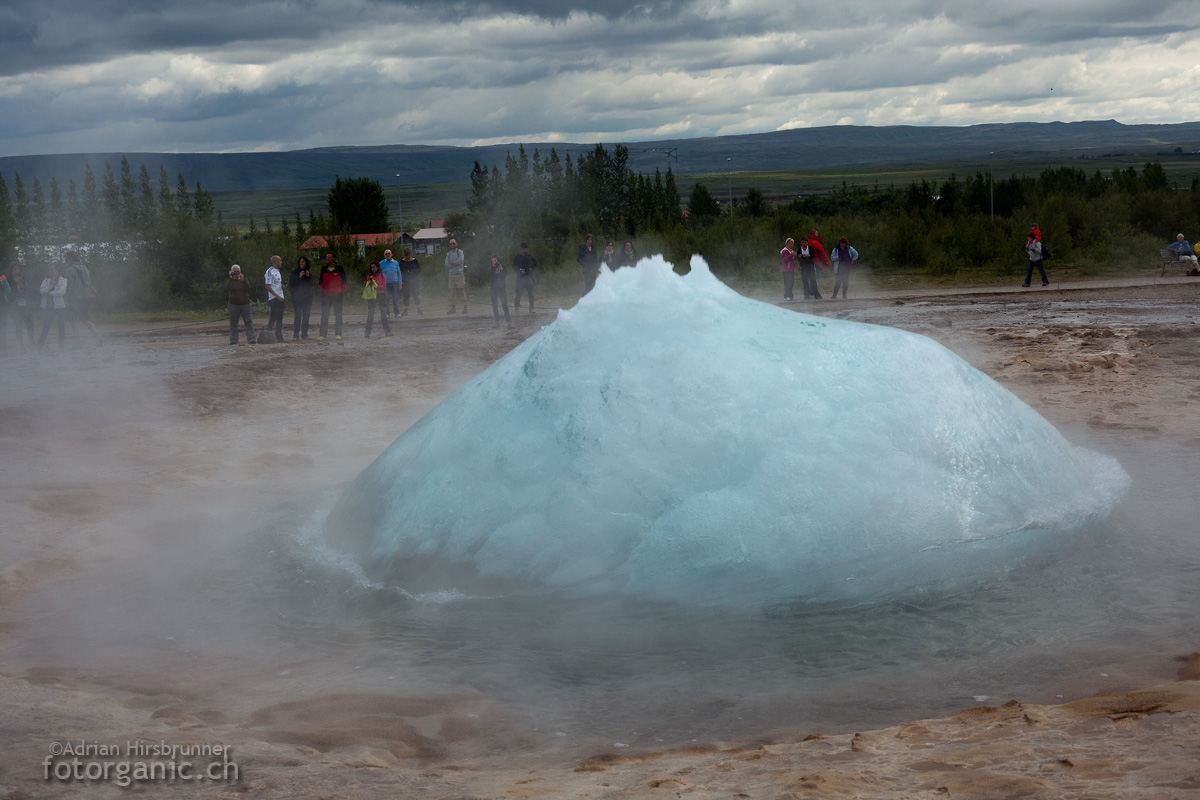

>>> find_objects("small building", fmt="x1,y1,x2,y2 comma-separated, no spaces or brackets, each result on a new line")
413,227,448,256
301,232,414,256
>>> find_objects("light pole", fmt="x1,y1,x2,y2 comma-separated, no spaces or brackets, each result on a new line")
394,173,404,245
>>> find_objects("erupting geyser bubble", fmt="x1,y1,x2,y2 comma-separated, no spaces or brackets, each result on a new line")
326,256,1128,606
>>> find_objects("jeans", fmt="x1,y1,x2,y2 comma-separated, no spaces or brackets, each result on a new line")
582,267,599,294
799,264,821,299
781,271,795,300
401,271,421,311
320,293,344,337
514,273,534,309
384,283,401,317
490,281,510,323
292,294,312,339
228,302,255,344
12,303,34,346
266,297,285,341
1024,259,1048,286
365,298,391,336
39,307,65,348
832,266,851,298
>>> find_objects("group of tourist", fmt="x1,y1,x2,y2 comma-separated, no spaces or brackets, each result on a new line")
0,252,104,353
575,236,641,293
439,235,636,327
229,248,426,344
779,229,859,300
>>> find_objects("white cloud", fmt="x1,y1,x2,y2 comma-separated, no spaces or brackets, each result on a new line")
1,0,1200,155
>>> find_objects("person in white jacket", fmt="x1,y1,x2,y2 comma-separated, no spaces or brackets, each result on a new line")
830,237,859,299
38,263,68,349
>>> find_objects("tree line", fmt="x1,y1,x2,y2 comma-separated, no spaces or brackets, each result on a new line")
453,144,1200,284
3,148,1197,312
0,160,399,310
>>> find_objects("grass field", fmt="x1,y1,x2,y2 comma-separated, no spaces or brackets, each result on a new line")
210,183,470,232
208,151,1200,228
692,152,1200,200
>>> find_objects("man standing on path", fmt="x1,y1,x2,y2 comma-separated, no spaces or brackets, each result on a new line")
264,255,286,343
445,239,468,314
63,251,103,346
399,248,422,315
226,265,256,345
379,249,402,318
512,242,537,312
489,256,511,327
1023,233,1050,287
577,233,599,294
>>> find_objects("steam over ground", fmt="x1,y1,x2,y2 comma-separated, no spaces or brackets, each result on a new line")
328,257,1129,605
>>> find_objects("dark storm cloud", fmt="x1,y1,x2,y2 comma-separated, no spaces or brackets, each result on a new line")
3,0,1200,155
0,0,705,76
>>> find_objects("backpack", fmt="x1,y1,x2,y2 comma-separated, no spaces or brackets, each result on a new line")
1040,242,1051,261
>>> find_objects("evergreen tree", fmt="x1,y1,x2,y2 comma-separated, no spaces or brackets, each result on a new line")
102,161,120,235
468,160,492,213
119,156,138,235
0,173,12,255
743,187,770,218
66,179,80,239
49,177,64,239
193,182,214,224
687,183,720,218
157,166,174,221
13,174,30,242
82,162,100,241
327,175,389,231
32,178,47,241
663,168,680,220
138,164,156,231
175,174,191,219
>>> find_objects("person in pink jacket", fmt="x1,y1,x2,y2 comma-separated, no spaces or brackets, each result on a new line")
779,238,797,301
364,261,393,338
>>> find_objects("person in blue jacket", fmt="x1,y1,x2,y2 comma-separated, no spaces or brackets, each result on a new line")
378,249,402,319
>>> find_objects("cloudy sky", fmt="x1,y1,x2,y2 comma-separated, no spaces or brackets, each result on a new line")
2,0,1199,156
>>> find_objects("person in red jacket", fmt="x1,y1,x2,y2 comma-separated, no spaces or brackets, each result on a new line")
1030,223,1041,242
805,229,832,299
317,252,347,341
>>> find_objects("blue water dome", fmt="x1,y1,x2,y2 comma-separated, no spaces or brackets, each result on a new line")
325,256,1128,607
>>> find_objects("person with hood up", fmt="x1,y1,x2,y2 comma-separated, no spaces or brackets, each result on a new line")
802,229,832,300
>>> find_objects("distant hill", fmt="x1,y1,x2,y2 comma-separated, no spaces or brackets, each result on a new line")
3,120,1200,193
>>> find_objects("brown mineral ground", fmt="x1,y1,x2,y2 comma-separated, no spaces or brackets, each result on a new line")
1,274,1198,798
